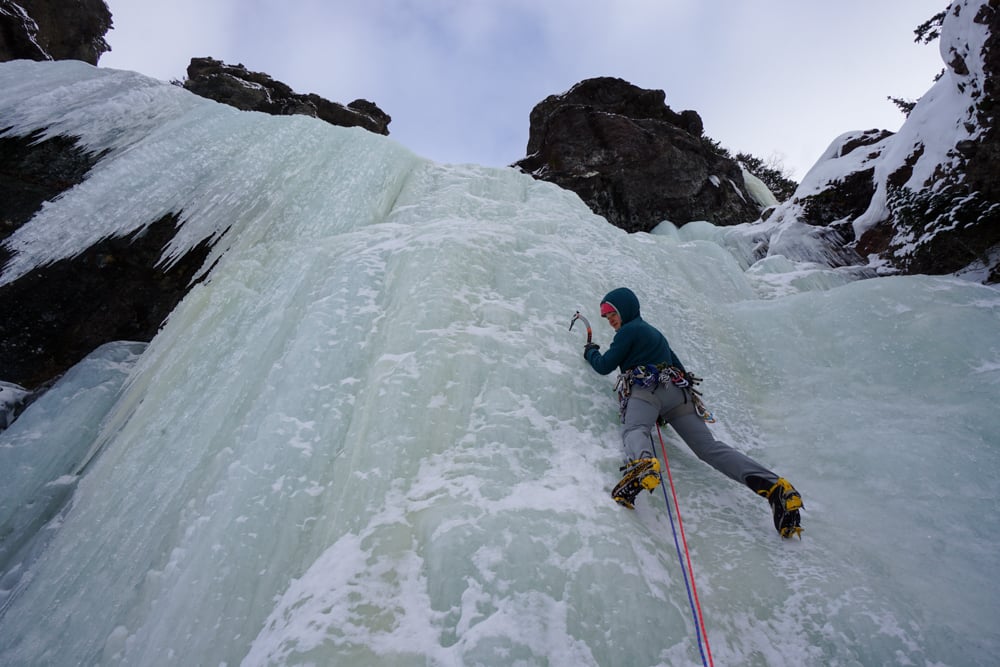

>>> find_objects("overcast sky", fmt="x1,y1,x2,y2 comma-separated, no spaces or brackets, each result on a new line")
100,0,949,180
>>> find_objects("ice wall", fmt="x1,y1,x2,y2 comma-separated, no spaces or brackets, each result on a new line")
1,61,999,667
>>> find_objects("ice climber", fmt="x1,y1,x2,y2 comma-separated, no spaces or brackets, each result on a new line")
583,287,803,538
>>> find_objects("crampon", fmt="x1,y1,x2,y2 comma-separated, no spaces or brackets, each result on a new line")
612,458,661,509
759,477,803,538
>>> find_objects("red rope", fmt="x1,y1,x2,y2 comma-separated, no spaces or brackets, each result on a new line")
657,423,714,667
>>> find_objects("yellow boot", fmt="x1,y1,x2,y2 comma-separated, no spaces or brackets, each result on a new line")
760,478,803,538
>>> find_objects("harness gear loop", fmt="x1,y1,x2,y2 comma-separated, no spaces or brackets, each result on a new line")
615,365,715,423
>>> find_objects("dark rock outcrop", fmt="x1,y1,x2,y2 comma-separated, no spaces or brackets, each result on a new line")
183,57,391,135
796,129,891,230
0,0,111,65
0,131,107,246
513,77,765,232
0,134,212,391
965,2,1000,208
784,1,1000,283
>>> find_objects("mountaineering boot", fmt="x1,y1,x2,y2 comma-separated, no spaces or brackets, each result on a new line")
640,469,661,492
758,477,803,538
612,458,661,509
613,490,638,510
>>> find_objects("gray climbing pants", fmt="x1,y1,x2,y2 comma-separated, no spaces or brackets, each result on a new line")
621,383,777,488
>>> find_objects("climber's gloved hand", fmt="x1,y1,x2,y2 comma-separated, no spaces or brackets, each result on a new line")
583,342,599,359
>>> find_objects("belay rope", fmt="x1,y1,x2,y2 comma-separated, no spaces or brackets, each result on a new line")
657,422,714,667
570,310,714,665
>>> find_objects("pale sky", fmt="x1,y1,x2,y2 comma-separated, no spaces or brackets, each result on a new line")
99,0,949,180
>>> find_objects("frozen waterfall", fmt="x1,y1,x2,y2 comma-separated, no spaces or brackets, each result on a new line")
1,61,999,666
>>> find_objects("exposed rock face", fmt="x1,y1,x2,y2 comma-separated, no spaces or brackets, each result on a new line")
796,129,891,231
1,13,392,396
184,57,392,135
965,1,1000,208
784,1,999,283
0,0,111,64
0,131,105,244
0,134,212,391
0,213,212,391
513,77,764,233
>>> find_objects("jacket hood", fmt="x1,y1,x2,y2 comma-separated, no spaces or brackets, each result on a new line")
601,287,641,324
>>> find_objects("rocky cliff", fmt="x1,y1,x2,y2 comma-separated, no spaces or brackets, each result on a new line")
514,3,998,282
0,2,391,401
768,0,999,282
513,77,767,233
0,0,111,64
183,57,391,136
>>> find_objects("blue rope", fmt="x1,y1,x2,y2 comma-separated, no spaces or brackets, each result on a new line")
659,478,709,667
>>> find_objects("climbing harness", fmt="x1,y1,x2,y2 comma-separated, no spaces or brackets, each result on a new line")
568,311,592,344
656,423,714,667
615,364,716,424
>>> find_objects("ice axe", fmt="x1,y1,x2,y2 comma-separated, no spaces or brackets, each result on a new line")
568,311,592,344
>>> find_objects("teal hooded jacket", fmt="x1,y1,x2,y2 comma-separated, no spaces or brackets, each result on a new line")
585,287,685,375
